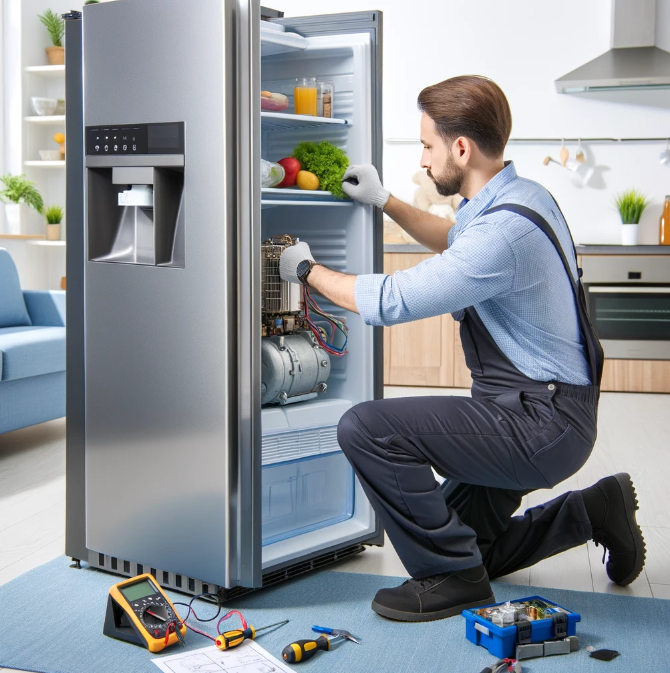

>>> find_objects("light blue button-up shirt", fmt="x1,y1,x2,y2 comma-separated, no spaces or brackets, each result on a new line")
354,161,591,385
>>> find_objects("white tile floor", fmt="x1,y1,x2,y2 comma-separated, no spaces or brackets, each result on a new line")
1,388,669,671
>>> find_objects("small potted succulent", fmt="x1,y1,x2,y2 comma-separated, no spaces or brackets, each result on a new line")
0,174,44,235
614,190,649,246
44,204,64,241
38,9,65,65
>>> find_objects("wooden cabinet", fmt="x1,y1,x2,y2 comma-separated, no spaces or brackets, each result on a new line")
383,253,471,388
383,253,670,393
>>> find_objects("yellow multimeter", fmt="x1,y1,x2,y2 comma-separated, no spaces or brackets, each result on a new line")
103,573,187,653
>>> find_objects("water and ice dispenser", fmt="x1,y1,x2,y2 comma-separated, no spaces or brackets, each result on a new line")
85,122,185,267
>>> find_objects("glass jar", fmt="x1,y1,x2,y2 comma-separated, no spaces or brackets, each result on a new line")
317,81,334,118
294,77,317,116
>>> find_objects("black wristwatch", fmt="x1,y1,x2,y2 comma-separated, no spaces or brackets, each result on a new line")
297,259,318,284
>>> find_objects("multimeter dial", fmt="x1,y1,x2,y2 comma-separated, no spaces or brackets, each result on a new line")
142,604,170,627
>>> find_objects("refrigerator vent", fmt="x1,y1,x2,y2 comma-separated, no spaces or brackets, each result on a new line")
88,543,366,601
262,425,340,465
87,552,220,597
216,542,366,602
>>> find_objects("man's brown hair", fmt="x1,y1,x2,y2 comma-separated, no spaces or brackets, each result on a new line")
417,75,512,158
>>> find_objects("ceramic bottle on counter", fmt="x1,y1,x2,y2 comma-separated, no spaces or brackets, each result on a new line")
660,195,670,245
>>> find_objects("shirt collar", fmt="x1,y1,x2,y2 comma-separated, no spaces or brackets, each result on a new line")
454,161,517,229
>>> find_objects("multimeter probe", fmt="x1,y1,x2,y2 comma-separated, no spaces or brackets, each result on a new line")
172,595,289,651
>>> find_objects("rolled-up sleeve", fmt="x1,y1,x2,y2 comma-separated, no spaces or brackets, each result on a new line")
354,221,516,327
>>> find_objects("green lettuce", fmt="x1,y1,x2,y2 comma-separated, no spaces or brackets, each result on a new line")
292,141,350,198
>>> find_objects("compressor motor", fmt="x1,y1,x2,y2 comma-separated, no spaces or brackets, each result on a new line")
260,235,346,406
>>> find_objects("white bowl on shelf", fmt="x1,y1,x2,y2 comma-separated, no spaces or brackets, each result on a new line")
31,97,58,116
39,150,62,161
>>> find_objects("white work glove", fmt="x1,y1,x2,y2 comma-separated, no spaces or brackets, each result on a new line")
279,241,314,284
342,164,391,208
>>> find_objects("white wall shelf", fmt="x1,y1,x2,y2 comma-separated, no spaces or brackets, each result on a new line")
26,240,66,247
24,115,65,124
24,160,65,167
261,112,349,131
260,27,307,57
0,234,46,240
24,65,65,78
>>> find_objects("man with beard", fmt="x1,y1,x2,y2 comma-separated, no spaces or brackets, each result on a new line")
278,75,646,622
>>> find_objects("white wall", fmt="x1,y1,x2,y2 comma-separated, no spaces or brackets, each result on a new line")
278,0,670,244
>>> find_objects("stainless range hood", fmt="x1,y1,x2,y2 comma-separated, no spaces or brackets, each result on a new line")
556,0,670,92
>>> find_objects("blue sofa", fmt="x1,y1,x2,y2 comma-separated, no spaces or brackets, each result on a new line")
0,249,66,434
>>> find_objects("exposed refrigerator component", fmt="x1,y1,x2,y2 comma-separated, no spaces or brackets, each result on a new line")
261,331,330,405
66,0,383,596
261,234,302,330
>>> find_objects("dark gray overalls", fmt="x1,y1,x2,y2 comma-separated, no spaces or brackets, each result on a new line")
337,203,605,580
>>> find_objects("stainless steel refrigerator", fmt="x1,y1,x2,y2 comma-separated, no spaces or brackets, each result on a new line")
65,0,383,597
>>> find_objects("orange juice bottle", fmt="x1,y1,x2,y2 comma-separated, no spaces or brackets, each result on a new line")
294,77,317,116
661,195,670,245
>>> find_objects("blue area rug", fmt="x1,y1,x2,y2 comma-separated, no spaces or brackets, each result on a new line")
0,556,668,673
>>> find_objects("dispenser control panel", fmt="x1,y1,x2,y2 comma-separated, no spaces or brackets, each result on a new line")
86,122,184,156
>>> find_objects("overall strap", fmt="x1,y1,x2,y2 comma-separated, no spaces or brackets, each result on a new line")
483,203,603,387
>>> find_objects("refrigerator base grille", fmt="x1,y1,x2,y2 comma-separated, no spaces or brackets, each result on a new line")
85,542,366,601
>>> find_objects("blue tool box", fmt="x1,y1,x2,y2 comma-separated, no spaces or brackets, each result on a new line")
462,595,581,660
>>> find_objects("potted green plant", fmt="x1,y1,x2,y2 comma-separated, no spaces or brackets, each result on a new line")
38,9,65,65
0,174,44,235
614,190,649,245
44,204,64,241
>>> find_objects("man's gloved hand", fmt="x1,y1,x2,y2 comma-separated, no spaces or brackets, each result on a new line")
342,164,391,208
279,241,314,284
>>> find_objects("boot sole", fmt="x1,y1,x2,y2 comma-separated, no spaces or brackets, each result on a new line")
371,594,495,622
613,472,646,586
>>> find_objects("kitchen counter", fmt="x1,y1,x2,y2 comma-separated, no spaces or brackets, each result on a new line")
576,245,670,255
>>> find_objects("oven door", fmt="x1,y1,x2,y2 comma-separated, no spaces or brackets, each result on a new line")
585,285,670,359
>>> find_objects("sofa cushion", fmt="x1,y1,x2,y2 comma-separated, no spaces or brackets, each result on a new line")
0,249,32,328
0,326,66,381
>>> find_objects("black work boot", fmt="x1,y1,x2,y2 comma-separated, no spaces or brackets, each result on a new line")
582,473,646,586
371,564,494,622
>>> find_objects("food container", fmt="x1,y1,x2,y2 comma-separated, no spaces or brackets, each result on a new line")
31,97,58,116
317,81,334,118
294,77,317,116
39,150,62,161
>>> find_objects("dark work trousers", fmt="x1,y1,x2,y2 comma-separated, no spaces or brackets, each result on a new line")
338,203,604,580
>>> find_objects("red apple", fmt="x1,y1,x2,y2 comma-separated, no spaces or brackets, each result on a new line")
277,157,301,188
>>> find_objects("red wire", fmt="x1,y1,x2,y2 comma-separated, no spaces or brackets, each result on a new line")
217,610,248,634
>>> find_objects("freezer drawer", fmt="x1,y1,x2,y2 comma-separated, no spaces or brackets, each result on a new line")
262,452,355,546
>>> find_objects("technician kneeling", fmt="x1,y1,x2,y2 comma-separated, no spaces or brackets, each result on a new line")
279,75,646,622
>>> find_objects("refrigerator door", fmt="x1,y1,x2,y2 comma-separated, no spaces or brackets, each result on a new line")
82,0,262,589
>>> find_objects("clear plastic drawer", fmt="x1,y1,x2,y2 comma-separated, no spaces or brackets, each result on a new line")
262,451,355,546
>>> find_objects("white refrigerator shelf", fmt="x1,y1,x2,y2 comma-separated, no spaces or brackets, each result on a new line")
261,111,349,131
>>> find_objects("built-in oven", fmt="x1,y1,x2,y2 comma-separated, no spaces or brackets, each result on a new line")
581,255,670,360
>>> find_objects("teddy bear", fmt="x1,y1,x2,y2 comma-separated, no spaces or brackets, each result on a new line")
412,170,463,222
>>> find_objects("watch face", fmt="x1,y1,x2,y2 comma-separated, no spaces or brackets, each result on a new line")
296,259,311,282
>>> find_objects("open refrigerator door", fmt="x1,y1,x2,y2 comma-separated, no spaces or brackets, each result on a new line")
256,14,384,574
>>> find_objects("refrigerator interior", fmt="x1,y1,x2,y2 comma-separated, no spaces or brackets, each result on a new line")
259,30,377,569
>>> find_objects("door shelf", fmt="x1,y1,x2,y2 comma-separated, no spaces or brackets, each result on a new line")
261,27,307,57
261,188,352,208
261,112,348,131
24,115,65,124
24,65,65,78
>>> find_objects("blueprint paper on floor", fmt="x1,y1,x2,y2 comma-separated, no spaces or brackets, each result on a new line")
151,640,295,673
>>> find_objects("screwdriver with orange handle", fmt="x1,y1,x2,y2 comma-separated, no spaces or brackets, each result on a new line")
215,620,288,651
